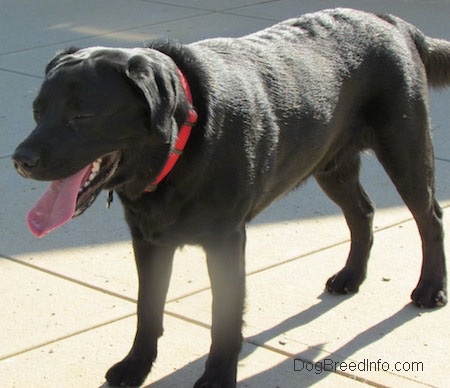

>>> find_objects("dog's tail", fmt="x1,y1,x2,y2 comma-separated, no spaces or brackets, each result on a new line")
414,33,450,89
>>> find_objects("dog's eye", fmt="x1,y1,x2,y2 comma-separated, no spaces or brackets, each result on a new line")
70,114,94,122
68,114,95,137
68,114,94,127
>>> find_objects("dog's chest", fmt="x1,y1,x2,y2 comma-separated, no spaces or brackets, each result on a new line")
122,192,222,246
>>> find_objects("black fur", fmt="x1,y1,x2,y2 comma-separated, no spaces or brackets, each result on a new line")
12,8,448,387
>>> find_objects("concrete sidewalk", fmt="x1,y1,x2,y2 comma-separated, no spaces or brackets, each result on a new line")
1,1,449,387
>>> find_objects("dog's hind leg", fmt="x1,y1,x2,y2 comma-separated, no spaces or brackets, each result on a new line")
315,154,375,294
373,110,447,308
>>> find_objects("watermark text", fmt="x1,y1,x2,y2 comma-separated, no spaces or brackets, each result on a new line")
294,358,424,375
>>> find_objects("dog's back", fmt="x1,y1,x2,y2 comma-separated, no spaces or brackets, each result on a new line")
168,8,450,215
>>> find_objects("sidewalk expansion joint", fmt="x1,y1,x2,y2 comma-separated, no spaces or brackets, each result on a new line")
0,253,137,304
147,0,280,19
0,313,135,362
0,67,43,79
0,12,213,58
244,338,389,388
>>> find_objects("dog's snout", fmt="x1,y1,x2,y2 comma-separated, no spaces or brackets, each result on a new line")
12,148,40,177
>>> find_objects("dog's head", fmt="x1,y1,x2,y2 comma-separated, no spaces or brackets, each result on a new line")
12,46,191,237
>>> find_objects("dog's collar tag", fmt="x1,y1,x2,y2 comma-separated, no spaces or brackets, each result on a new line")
144,68,197,193
106,190,114,209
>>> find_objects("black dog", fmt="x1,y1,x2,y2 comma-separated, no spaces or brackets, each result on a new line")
12,8,448,387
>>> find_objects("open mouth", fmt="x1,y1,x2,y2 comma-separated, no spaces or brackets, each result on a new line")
27,151,121,238
75,152,121,217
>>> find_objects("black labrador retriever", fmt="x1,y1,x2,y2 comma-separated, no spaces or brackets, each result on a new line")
12,8,448,387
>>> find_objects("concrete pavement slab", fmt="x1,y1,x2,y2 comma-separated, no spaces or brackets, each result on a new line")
0,316,135,388
0,313,367,387
0,0,205,55
141,0,275,13
430,91,450,160
0,257,135,362
0,72,41,156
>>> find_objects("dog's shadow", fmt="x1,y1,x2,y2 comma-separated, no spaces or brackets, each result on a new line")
113,293,423,387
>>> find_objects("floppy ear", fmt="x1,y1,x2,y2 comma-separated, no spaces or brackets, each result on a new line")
125,54,179,143
45,46,80,75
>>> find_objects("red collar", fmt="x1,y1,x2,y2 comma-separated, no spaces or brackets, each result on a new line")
145,69,198,192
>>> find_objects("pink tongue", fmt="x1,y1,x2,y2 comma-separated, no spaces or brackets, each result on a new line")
27,165,92,238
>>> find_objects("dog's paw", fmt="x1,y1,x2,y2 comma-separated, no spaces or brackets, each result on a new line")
194,363,237,388
194,375,235,388
325,269,364,294
105,356,151,387
411,281,447,308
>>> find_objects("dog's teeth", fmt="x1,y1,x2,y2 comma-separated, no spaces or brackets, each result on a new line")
78,158,103,193
92,162,100,173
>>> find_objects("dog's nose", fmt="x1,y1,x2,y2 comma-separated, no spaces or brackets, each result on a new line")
12,148,40,177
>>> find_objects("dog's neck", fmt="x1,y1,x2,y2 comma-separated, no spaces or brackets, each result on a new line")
144,68,198,192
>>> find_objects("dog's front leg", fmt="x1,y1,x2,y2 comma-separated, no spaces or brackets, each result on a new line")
106,237,175,387
195,227,246,388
